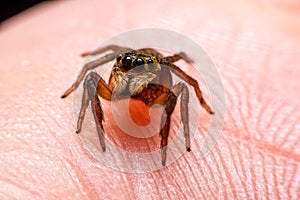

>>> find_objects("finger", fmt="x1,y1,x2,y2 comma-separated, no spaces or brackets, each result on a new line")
0,0,299,199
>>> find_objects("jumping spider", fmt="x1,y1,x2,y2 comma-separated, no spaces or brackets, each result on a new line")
61,45,214,166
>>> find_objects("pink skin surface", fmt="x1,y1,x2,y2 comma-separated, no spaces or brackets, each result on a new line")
0,0,300,199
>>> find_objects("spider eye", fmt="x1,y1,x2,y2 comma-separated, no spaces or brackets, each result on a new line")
122,56,132,69
134,57,145,66
116,55,122,62
147,59,153,64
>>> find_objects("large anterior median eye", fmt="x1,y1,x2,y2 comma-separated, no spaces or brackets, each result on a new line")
134,57,145,66
133,57,145,72
122,56,132,69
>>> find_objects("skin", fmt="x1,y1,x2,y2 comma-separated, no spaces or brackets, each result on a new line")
0,0,299,199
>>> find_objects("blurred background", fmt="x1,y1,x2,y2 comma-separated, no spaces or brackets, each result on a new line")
0,0,45,23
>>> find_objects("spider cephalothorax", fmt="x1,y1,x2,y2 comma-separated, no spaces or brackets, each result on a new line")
62,45,214,166
110,51,161,97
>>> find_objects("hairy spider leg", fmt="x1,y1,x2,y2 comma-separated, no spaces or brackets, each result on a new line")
61,45,132,98
162,61,214,115
77,72,112,152
170,82,190,151
61,53,115,98
152,92,177,166
162,52,194,64
81,44,132,57
151,82,190,166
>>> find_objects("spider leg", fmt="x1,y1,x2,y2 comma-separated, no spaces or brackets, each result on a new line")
91,94,106,152
81,44,132,57
76,76,90,134
170,82,191,151
61,53,115,98
61,45,132,98
77,71,112,152
162,52,194,64
162,61,214,115
160,112,171,166
153,92,177,166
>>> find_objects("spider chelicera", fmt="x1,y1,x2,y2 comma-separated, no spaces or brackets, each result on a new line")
61,45,214,166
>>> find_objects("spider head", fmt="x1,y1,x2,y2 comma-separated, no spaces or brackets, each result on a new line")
116,52,161,73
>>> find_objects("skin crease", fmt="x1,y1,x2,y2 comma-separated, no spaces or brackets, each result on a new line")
0,0,299,199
